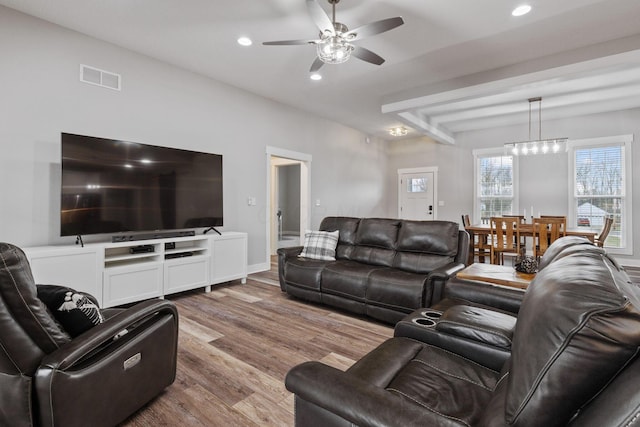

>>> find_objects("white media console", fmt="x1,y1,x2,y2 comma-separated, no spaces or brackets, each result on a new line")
23,232,247,308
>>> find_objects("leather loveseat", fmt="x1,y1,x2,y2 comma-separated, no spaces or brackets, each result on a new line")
285,237,640,426
277,217,469,324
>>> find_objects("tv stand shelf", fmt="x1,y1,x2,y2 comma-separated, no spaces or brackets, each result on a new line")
104,251,160,265
24,232,247,308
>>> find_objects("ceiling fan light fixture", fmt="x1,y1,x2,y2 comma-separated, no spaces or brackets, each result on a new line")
263,0,404,72
317,35,353,64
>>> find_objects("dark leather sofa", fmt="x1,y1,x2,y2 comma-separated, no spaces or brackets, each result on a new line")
278,217,469,324
285,237,640,426
0,243,179,427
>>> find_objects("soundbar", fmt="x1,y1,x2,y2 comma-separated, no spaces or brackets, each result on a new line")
112,230,195,243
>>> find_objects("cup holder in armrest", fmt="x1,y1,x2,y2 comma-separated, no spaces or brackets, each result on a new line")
412,317,436,327
420,310,442,320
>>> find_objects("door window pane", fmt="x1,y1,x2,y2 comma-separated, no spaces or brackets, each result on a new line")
407,178,427,193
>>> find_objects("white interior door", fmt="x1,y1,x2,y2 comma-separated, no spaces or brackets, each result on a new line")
398,169,436,220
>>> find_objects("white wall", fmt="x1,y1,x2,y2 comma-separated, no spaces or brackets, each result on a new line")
0,6,389,271
385,137,471,223
386,109,640,263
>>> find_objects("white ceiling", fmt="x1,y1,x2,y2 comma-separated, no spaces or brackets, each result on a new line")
2,0,640,143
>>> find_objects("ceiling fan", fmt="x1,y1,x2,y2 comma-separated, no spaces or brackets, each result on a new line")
263,0,404,73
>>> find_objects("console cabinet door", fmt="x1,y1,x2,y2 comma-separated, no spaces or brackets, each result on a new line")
164,256,210,295
211,233,248,284
103,262,163,308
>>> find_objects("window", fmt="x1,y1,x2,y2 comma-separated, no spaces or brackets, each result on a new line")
473,148,518,223
407,178,427,193
568,135,633,254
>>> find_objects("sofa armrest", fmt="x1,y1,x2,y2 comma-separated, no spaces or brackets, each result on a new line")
455,229,470,265
285,361,463,427
277,246,303,291
35,299,178,427
442,277,525,314
277,246,303,259
436,304,516,349
428,262,466,305
40,299,178,370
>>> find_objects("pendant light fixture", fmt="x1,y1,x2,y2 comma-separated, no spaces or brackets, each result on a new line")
504,97,567,156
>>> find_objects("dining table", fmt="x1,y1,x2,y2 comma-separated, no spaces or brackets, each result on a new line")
464,223,598,265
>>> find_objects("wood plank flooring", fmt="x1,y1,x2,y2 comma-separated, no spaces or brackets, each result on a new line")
120,261,393,426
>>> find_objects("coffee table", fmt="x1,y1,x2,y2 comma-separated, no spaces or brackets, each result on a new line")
456,263,535,290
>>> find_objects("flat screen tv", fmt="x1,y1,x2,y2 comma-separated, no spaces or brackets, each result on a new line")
61,133,223,237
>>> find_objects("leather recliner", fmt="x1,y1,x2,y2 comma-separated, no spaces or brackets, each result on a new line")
0,242,179,427
285,238,640,426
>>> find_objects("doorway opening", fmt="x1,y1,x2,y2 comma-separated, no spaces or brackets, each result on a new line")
273,160,301,249
266,147,311,260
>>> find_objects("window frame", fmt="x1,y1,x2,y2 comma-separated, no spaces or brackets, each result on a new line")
472,147,519,224
567,134,633,255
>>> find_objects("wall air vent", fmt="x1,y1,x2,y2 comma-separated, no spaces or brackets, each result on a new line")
79,64,121,91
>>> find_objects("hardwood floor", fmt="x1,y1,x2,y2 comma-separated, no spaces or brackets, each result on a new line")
121,261,393,426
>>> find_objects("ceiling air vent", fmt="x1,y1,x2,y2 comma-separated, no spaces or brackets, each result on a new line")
79,64,121,91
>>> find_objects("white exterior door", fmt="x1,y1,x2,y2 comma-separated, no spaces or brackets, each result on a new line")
398,168,437,220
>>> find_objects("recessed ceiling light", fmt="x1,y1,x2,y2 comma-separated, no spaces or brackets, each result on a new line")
237,37,252,46
512,5,532,16
310,73,322,81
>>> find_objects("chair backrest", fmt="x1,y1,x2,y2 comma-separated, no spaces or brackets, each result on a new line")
596,215,614,247
319,217,463,274
461,214,471,228
480,242,640,426
533,216,566,258
503,214,526,223
489,217,520,252
0,243,70,377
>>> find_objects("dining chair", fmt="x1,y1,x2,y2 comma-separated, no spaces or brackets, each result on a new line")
533,216,566,259
504,214,526,223
462,214,491,263
489,217,522,265
595,215,614,247
504,215,527,248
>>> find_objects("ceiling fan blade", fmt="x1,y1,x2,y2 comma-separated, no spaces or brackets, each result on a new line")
344,17,404,41
306,0,335,35
310,57,324,73
352,46,385,65
263,39,318,46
